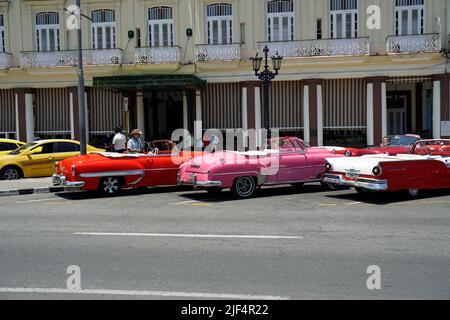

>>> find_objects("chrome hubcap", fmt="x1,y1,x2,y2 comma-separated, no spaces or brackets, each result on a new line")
4,169,19,180
236,177,255,197
103,178,120,194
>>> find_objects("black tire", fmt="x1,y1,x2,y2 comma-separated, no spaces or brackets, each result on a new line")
98,177,123,196
406,188,420,198
321,181,339,191
207,187,223,195
355,187,367,194
0,166,22,180
231,176,257,199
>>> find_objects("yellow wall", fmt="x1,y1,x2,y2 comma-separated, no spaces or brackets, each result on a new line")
0,0,448,89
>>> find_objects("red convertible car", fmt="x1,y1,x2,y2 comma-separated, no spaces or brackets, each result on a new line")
178,137,344,199
319,134,421,157
323,139,450,197
53,150,203,195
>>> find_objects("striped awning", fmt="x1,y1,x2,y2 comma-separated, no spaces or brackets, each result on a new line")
93,74,207,91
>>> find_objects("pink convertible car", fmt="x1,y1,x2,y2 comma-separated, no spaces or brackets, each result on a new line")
178,137,344,198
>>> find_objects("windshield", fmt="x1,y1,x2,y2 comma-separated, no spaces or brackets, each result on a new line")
9,142,38,155
382,135,419,147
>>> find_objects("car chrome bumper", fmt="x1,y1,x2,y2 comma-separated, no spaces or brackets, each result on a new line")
52,174,85,188
177,174,222,188
323,174,388,191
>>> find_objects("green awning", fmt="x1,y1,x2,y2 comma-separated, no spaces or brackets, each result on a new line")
93,74,207,91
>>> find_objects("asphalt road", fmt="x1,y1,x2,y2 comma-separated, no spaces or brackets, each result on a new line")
0,184,449,300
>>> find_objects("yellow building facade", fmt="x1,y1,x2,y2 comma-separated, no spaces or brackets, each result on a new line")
0,0,449,147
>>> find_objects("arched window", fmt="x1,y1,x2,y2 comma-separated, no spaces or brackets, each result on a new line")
206,3,232,45
330,0,358,38
267,0,294,42
148,6,173,47
35,12,60,51
91,9,116,49
395,0,425,35
0,14,5,52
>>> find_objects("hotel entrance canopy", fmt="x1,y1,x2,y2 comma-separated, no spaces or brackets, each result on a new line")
93,74,207,92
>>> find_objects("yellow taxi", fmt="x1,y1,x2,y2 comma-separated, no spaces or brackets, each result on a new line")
0,139,25,155
0,139,104,180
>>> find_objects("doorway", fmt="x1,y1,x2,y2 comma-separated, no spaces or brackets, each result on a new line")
387,91,411,135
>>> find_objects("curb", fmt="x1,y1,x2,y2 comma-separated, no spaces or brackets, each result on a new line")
0,187,65,197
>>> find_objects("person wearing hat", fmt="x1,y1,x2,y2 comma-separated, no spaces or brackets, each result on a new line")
127,129,144,154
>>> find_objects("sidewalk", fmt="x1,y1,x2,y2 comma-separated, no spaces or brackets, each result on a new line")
0,177,64,197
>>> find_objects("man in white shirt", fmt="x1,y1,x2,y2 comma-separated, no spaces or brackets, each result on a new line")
112,126,127,153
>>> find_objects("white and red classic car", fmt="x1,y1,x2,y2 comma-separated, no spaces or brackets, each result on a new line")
178,137,344,199
323,139,450,197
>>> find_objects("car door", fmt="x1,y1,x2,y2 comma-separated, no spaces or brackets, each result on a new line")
145,154,179,186
53,142,80,161
276,138,307,183
21,142,56,177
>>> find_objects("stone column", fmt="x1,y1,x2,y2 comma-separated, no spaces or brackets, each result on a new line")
14,89,35,142
433,74,450,138
366,77,387,146
194,90,203,148
136,91,145,136
302,79,323,147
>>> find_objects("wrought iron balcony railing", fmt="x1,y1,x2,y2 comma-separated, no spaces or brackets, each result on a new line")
196,43,241,62
20,48,124,68
386,33,441,54
0,52,13,70
135,46,182,64
257,37,370,58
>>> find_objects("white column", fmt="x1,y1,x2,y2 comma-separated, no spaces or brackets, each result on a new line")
433,80,441,139
303,85,310,147
25,93,34,142
136,91,145,137
254,86,262,148
182,92,188,131
317,84,323,147
14,93,20,140
381,82,387,138
254,86,261,130
69,91,75,139
366,83,374,146
242,87,248,131
194,90,203,148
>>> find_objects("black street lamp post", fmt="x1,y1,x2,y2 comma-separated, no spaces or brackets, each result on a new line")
250,45,283,146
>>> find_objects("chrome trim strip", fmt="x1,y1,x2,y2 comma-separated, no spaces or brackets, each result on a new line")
79,170,144,178
213,171,259,176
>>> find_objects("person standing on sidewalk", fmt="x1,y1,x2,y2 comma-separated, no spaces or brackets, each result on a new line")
112,126,127,153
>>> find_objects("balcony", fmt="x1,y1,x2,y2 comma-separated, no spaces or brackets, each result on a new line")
196,43,241,62
20,48,124,68
0,52,13,70
257,37,370,58
135,46,182,64
386,33,441,54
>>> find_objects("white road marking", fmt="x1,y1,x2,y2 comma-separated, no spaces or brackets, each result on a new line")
345,202,362,206
73,232,303,240
0,287,289,300
169,200,202,205
16,198,61,204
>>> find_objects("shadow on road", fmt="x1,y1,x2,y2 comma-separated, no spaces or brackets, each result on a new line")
177,184,343,203
55,186,191,201
325,188,450,205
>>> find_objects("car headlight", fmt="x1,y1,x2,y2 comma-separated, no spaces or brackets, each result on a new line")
325,163,333,172
372,166,382,176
